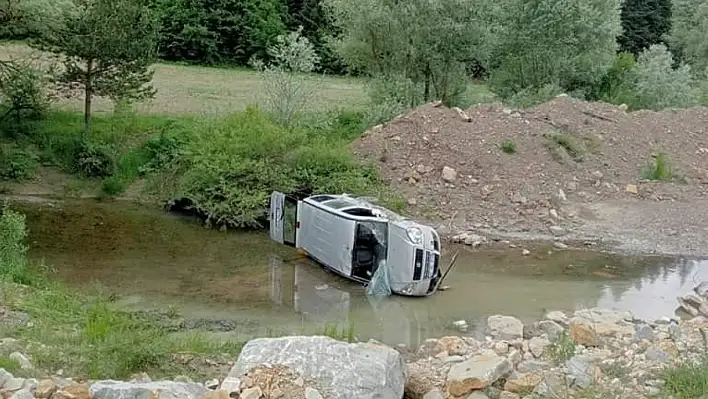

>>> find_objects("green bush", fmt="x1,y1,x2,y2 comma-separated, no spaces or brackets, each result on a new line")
630,44,698,110
0,144,38,181
588,52,638,106
72,140,116,178
171,106,379,228
0,203,38,286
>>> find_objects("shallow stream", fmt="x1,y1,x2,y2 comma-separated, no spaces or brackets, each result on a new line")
15,199,707,348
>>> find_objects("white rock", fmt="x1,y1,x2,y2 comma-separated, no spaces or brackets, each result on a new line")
305,387,324,399
9,352,33,370
488,315,524,340
442,166,458,182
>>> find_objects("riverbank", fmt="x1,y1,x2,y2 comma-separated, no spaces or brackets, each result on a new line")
3,286,708,399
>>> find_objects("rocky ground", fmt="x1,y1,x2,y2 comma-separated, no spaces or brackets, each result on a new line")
3,283,708,399
351,96,708,257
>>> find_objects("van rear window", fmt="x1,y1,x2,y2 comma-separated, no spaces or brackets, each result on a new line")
322,199,355,209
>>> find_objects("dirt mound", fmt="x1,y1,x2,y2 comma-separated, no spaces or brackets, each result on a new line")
351,96,708,238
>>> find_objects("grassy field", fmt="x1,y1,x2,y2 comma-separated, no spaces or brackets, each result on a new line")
0,42,495,116
0,42,370,116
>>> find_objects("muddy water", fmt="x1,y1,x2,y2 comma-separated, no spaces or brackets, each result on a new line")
15,199,706,348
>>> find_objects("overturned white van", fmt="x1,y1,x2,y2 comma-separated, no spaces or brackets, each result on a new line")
268,192,442,297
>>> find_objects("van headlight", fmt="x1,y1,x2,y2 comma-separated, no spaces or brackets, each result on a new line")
406,227,423,244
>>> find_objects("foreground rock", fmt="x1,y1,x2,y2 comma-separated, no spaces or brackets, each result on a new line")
220,336,405,399
90,381,207,399
404,306,708,399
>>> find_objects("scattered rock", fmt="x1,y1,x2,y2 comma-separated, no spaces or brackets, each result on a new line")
528,337,550,358
239,387,262,399
422,389,444,399
446,354,512,396
442,166,458,183
504,372,542,394
36,379,58,399
521,249,530,256
487,315,524,340
625,184,638,194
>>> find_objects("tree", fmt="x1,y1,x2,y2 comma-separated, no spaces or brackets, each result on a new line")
488,0,622,99
322,0,497,106
617,0,671,56
153,0,287,66
32,0,159,133
666,0,708,74
630,44,697,110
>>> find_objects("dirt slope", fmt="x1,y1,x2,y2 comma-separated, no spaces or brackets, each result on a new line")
350,95,708,256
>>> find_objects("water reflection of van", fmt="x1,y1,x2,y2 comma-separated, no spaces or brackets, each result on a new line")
268,192,442,297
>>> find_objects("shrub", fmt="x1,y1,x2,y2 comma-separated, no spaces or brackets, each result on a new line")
72,140,115,178
171,107,379,228
630,44,698,110
0,203,37,285
501,140,516,154
662,355,708,399
588,52,638,105
251,27,321,127
0,59,51,130
641,152,672,180
0,144,38,181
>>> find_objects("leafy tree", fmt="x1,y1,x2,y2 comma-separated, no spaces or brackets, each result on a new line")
32,0,160,133
0,0,74,39
488,0,622,99
617,0,671,56
153,0,287,66
250,27,321,127
630,44,697,110
322,0,497,106
283,0,344,74
666,0,708,74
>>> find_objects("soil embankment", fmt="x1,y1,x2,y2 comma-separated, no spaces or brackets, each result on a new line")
351,96,708,257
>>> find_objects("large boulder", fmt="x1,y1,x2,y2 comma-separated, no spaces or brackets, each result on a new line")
220,336,405,399
89,381,207,399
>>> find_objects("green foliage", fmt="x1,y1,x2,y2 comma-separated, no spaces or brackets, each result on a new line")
617,0,672,56
630,44,697,110
0,144,38,181
488,0,622,100
72,140,115,178
666,0,708,74
641,152,672,181
546,331,575,364
171,106,379,229
31,0,160,132
251,27,321,126
0,203,43,286
0,58,51,126
0,356,21,374
323,0,496,107
11,284,241,379
100,176,125,196
545,131,585,164
587,52,638,105
662,355,708,399
505,84,564,109
501,140,516,154
283,0,345,74
152,0,287,66
0,0,75,39
322,322,355,343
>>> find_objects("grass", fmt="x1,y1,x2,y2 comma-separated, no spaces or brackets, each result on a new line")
544,130,586,164
501,140,517,154
641,152,672,181
0,42,369,116
662,356,708,398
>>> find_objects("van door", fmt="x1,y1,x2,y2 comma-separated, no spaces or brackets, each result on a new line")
269,191,298,247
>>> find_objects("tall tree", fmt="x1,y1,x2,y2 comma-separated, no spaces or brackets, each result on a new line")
32,0,159,132
666,0,708,74
617,0,671,56
488,0,622,99
322,0,497,106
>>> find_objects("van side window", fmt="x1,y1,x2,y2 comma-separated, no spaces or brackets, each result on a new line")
310,195,336,202
343,208,375,217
